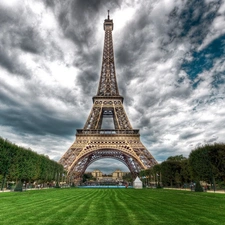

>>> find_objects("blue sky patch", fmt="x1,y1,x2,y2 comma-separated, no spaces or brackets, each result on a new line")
181,34,225,84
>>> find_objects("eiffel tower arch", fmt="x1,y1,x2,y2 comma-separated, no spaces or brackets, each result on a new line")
59,12,157,181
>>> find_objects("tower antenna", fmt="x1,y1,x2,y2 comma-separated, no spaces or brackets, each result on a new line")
108,10,110,19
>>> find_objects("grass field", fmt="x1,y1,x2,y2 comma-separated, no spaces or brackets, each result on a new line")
0,188,225,225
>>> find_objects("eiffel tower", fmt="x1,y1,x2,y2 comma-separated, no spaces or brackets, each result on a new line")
59,11,157,181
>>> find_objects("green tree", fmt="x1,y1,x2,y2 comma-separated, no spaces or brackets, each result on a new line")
161,160,181,187
195,180,203,192
161,155,189,187
189,143,225,189
208,143,225,183
175,170,181,187
167,155,187,161
82,173,93,183
180,159,191,186
0,137,64,188
122,172,133,183
0,138,16,190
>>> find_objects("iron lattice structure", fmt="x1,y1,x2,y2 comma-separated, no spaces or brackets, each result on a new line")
59,13,157,181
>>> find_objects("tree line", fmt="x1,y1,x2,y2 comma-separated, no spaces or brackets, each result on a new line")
140,143,225,190
0,137,64,190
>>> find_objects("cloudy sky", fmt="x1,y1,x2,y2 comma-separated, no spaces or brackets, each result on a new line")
1,0,225,174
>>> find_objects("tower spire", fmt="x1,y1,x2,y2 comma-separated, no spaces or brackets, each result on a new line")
96,11,119,98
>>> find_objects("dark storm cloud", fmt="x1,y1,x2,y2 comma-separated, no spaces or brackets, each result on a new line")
19,27,44,54
139,115,151,127
0,4,15,24
44,0,56,8
1,82,82,136
0,74,83,138
0,6,31,76
57,0,122,47
73,48,102,96
116,10,151,68
0,82,22,107
178,1,221,42
0,47,30,77
0,101,82,137
115,6,163,102
0,3,66,79
77,69,99,96
179,131,202,140
0,6,42,77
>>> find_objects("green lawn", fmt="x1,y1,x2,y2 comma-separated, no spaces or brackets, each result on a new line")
0,188,224,225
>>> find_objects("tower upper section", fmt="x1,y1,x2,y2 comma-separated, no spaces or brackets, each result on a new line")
104,10,113,31
95,12,121,99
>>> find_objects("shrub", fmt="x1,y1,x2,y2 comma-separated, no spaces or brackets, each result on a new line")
195,181,203,192
14,181,23,192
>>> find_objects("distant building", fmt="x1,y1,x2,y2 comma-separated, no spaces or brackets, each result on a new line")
112,169,123,180
91,170,103,181
90,169,128,182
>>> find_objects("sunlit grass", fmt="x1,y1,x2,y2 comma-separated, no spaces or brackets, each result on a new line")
0,188,224,225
